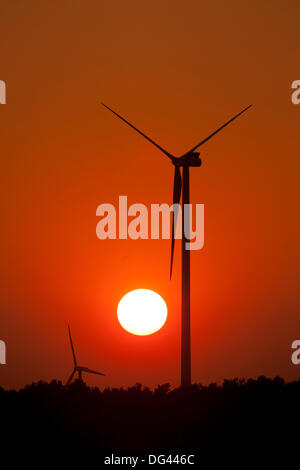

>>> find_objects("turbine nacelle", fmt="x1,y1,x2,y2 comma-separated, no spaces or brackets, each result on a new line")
173,152,202,167
77,366,90,372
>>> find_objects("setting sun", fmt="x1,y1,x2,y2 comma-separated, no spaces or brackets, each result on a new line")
117,289,168,336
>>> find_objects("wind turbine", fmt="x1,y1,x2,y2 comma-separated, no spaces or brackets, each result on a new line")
102,102,252,387
66,325,106,385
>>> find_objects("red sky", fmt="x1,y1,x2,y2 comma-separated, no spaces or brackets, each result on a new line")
1,0,300,389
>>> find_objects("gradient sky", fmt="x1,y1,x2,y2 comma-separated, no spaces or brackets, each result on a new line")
1,0,300,390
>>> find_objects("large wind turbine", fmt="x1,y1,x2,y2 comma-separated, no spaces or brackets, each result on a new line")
102,102,252,387
66,325,106,385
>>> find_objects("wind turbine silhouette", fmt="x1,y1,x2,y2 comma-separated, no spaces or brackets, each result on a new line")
102,102,252,387
66,325,106,385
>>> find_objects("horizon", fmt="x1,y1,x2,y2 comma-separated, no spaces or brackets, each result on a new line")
1,373,297,393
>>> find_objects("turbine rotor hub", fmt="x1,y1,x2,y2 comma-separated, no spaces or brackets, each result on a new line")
172,152,202,167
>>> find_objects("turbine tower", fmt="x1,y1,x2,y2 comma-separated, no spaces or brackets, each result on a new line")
66,325,106,385
102,102,252,387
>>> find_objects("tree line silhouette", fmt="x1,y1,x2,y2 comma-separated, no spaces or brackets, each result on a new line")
1,376,299,456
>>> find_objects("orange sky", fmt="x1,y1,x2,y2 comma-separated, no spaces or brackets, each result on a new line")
1,0,300,389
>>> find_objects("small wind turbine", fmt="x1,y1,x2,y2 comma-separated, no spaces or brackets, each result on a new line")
66,325,105,385
102,102,252,387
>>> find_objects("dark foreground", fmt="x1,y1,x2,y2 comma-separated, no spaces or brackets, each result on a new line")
1,377,299,461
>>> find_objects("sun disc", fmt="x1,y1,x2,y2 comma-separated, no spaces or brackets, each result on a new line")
117,289,167,336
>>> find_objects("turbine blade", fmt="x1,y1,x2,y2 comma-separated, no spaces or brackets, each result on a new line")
170,167,182,280
68,325,77,367
182,104,252,156
85,368,106,376
66,369,76,386
101,103,174,160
